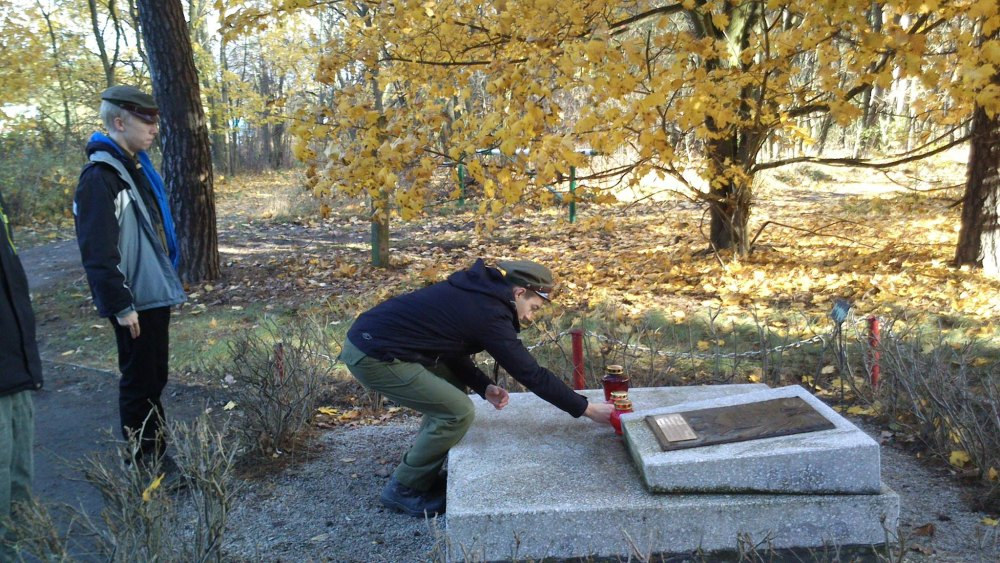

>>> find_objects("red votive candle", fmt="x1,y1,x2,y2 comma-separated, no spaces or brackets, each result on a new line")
611,398,633,435
601,364,629,402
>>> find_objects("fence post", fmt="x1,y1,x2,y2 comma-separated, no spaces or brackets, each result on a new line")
569,166,577,223
867,316,880,389
457,163,466,206
570,328,585,390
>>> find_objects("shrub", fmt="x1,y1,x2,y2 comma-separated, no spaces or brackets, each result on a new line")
79,414,238,562
0,138,80,227
874,329,1000,510
222,317,335,456
4,413,237,562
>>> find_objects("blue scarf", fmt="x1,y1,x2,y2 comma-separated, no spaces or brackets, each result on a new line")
89,132,180,269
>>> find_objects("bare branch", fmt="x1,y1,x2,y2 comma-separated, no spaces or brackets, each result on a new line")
753,131,970,172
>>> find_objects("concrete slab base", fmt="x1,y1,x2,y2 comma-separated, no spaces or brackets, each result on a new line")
447,385,899,561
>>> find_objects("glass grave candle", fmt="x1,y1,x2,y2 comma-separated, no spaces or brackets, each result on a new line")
601,364,629,402
610,398,633,436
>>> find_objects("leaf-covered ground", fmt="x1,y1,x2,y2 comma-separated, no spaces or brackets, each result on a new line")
206,147,998,338
25,147,1000,382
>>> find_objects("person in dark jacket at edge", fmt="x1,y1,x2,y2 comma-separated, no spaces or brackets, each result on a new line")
73,86,186,480
0,190,44,555
341,259,614,517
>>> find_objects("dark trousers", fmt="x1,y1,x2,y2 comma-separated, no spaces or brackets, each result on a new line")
111,306,171,460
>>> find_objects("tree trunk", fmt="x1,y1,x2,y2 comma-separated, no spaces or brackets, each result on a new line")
136,0,220,283
270,75,286,169
363,3,390,268
691,2,760,256
189,0,225,171
955,74,1000,276
271,119,285,169
125,0,150,77
854,2,884,158
370,70,390,267
38,4,73,146
707,135,753,255
88,0,116,86
219,37,236,175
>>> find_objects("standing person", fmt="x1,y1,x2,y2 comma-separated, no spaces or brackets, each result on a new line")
0,190,43,549
74,85,186,471
341,258,613,517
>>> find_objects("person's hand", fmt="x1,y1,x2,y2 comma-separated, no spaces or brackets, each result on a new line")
485,384,509,410
116,310,140,339
583,402,614,425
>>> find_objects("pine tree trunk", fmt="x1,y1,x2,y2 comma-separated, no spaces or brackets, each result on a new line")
136,0,220,283
955,84,1000,277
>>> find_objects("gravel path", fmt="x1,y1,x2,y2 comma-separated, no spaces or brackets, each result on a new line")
218,417,999,562
224,419,443,562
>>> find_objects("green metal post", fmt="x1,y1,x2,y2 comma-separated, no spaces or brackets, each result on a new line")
569,165,576,223
457,163,466,206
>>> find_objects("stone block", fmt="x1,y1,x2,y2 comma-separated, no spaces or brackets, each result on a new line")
447,385,898,561
622,385,882,494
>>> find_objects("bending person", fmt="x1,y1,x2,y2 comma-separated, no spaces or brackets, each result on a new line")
341,258,613,517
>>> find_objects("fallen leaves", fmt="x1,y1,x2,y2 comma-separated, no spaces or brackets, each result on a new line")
845,403,881,417
911,522,936,537
948,450,972,468
314,405,406,428
142,474,165,502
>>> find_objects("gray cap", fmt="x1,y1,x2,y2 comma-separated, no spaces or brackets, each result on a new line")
101,85,159,123
499,260,554,301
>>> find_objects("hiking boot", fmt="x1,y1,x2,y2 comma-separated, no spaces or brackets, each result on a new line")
380,476,445,517
431,468,448,493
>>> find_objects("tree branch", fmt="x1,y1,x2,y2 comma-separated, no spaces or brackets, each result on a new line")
749,219,876,251
753,131,970,172
608,3,685,31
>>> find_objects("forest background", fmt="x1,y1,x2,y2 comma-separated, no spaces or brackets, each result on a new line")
1,0,1000,558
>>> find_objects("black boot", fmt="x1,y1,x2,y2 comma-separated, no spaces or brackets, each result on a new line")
431,468,448,493
380,476,446,517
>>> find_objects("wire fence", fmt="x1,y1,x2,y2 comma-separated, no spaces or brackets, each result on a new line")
509,313,889,394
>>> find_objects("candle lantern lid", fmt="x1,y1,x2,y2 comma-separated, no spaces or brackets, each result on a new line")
613,399,633,412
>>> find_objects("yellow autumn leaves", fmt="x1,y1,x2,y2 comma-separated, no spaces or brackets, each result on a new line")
278,0,999,237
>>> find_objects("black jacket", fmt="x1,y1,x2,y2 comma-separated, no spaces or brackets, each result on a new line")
74,138,186,318
347,259,588,417
0,191,43,396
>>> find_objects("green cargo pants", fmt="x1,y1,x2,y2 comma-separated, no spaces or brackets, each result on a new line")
341,338,474,492
0,390,34,550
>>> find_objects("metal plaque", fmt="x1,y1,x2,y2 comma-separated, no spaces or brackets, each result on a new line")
648,413,698,443
645,396,835,452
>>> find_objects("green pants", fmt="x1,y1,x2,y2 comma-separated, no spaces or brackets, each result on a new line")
341,338,474,491
0,390,33,546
